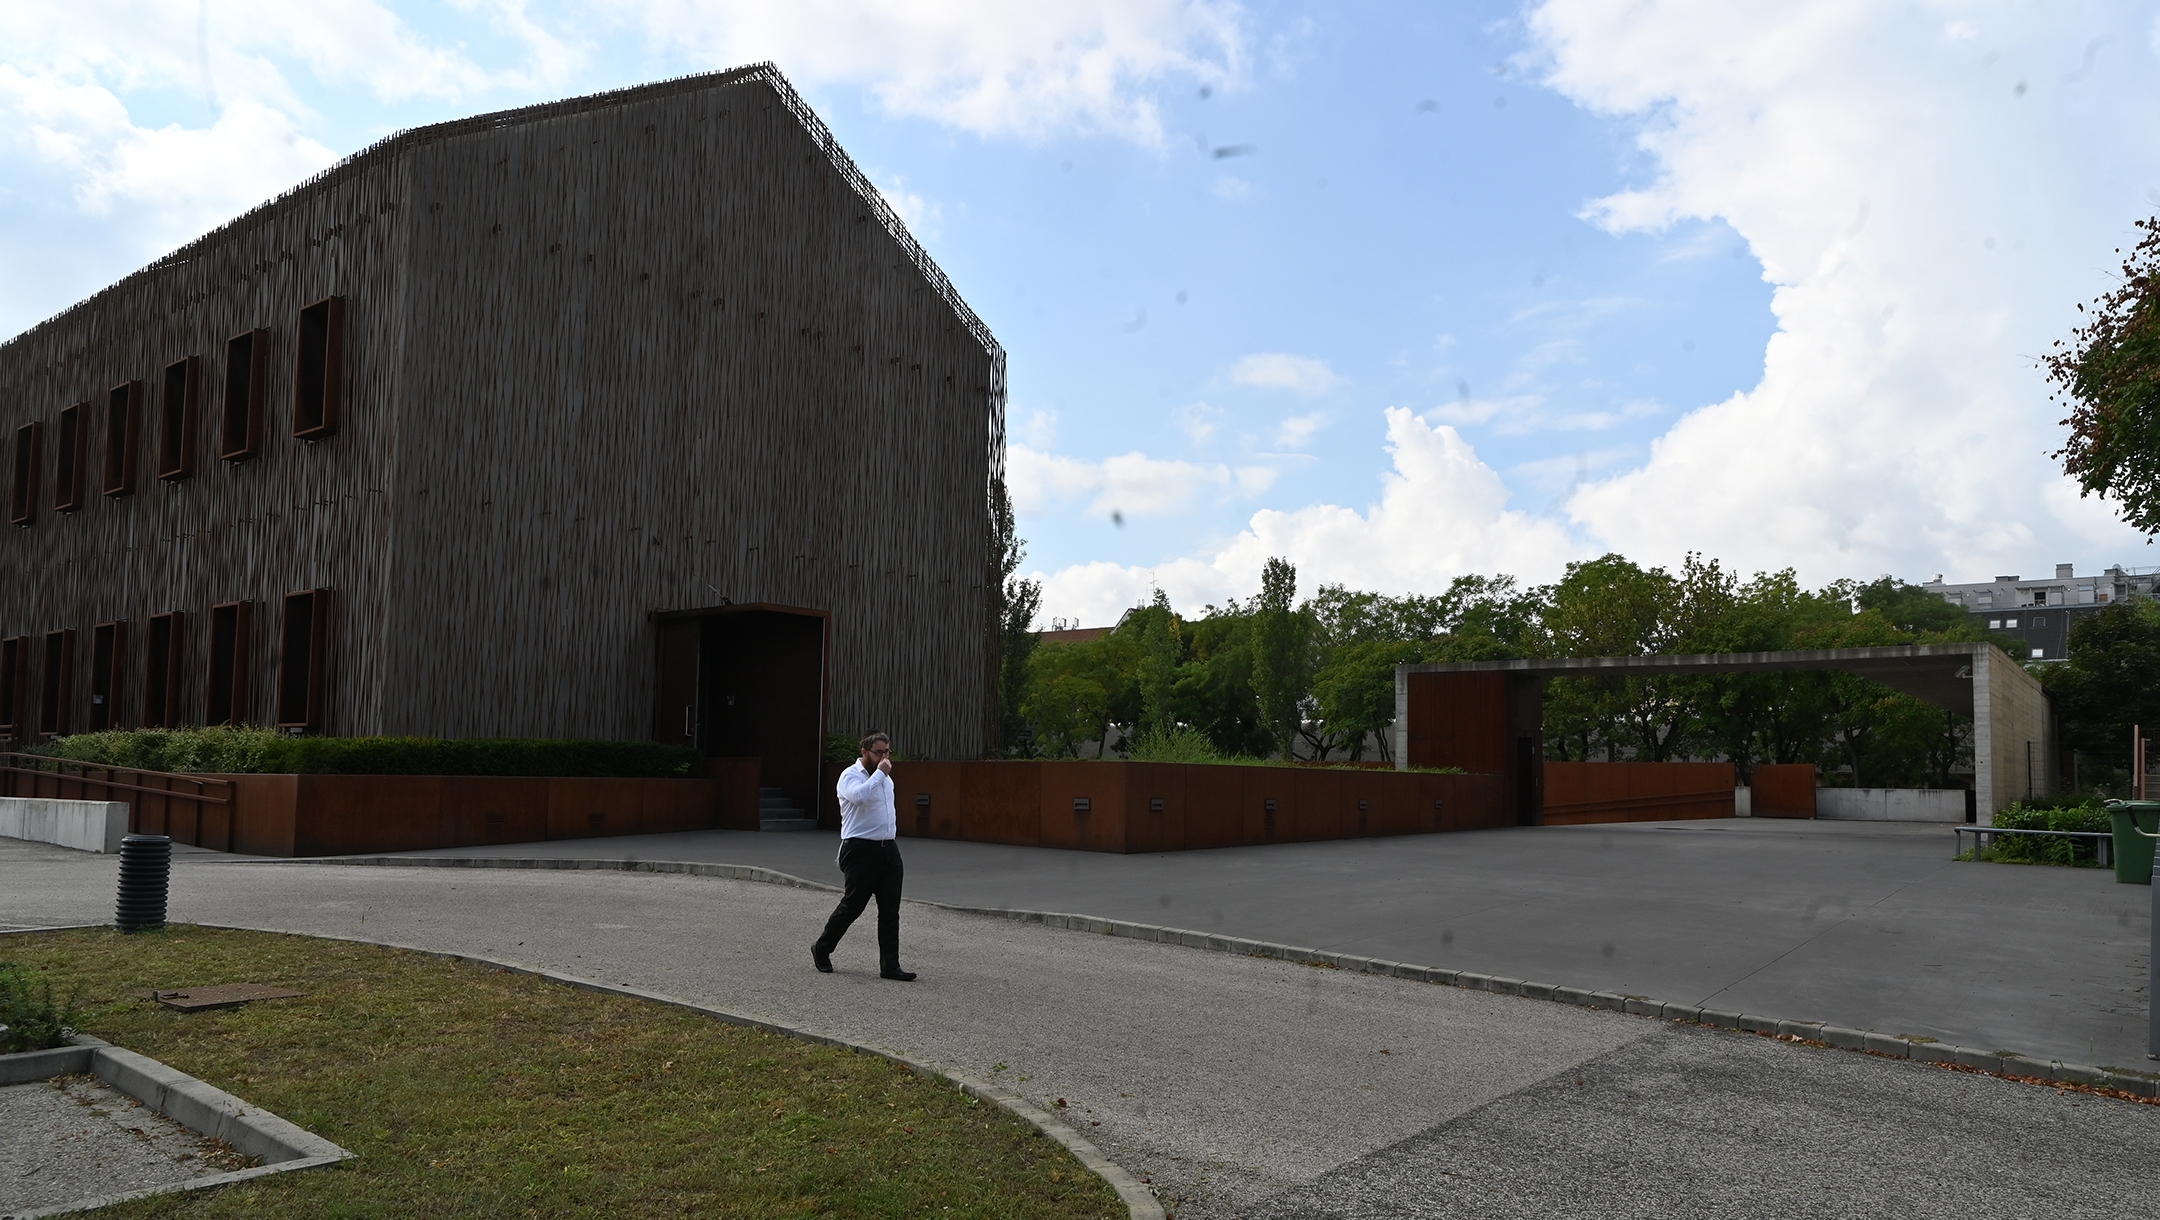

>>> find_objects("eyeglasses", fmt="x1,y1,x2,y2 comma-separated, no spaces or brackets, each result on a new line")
868,747,891,756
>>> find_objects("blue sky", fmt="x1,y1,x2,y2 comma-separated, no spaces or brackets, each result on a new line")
6,1,2159,624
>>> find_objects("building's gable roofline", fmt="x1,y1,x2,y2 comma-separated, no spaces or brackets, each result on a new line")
4,63,1002,370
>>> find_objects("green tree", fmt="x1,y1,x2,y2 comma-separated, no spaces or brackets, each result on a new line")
1249,558,1313,760
1021,638,1125,758
986,478,1044,756
1310,639,1426,762
2049,217,2160,532
2044,600,2160,782
1169,608,1274,758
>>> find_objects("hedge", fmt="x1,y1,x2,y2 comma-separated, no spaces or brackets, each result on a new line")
33,729,700,778
1987,798,2110,866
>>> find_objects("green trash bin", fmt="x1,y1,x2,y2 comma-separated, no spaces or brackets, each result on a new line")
2106,801,2160,884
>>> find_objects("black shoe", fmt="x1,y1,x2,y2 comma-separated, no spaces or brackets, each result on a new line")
880,968,917,982
812,945,833,974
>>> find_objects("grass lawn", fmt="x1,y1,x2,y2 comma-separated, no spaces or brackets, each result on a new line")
4,926,1124,1219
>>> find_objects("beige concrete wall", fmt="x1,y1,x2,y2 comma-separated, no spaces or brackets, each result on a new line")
1973,644,2054,821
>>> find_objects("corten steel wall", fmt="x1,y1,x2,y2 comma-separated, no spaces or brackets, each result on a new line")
0,65,1002,757
852,760,1510,853
1399,671,1542,822
1540,762,1735,825
1749,763,1817,818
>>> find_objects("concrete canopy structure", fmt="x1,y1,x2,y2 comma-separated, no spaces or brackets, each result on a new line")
0,64,1004,814
1395,643,2051,821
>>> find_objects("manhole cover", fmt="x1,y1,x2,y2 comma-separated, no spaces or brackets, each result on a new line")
143,984,304,1011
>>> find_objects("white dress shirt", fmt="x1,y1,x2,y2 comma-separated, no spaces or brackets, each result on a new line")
836,760,897,841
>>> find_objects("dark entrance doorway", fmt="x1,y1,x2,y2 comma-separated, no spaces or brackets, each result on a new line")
653,604,829,819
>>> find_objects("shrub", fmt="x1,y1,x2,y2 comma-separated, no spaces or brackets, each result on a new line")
35,729,699,778
1988,798,2109,865
0,962,80,1052
1125,726,1227,764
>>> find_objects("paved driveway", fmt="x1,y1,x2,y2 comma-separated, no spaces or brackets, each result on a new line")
6,833,2160,1219
395,816,2155,1069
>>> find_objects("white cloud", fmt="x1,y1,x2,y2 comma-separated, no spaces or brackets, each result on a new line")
1018,407,1059,449
0,68,339,262
1033,407,1580,624
875,173,941,239
594,0,1247,144
1511,448,1631,495
1529,0,2160,583
1274,411,1328,449
1175,401,1224,444
1211,173,1255,201
0,0,579,333
1230,352,1341,394
1007,443,1277,520
1420,394,1651,435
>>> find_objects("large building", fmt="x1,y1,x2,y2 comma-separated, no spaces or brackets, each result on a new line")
0,65,1006,813
1920,564,2157,660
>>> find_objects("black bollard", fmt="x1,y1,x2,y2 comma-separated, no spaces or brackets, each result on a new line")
115,834,172,932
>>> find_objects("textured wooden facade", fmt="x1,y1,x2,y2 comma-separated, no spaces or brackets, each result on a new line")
0,65,1004,770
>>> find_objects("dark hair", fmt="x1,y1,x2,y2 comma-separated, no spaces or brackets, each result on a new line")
860,731,890,752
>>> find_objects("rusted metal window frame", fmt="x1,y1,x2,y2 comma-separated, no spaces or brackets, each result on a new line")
292,297,344,440
52,402,86,512
0,636,26,736
157,357,200,481
103,381,140,497
220,328,268,461
205,600,252,727
276,588,331,729
90,620,127,732
7,422,38,526
39,628,75,737
143,611,183,729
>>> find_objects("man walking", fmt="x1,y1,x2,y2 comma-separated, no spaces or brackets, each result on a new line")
812,731,916,980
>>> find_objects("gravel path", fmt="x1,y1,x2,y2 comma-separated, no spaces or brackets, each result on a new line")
0,1075,237,1215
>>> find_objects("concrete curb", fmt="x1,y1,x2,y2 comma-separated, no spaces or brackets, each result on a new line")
0,1034,353,1220
275,854,2160,1105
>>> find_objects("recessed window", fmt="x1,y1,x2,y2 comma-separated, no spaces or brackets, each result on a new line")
39,628,75,737
0,636,26,737
220,328,268,461
2005,617,2018,629
143,611,183,729
276,589,332,729
2033,615,2047,627
8,422,38,526
157,357,199,481
1987,619,2001,629
2033,590,2048,605
103,381,140,496
2032,648,2045,659
206,600,252,726
293,296,344,439
53,403,86,512
90,620,126,732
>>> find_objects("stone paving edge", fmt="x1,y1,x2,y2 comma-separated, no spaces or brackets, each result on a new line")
266,853,2160,1106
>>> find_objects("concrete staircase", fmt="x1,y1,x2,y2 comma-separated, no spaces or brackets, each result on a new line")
758,787,818,832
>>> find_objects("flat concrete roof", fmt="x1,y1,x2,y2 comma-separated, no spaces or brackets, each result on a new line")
1400,642,1995,712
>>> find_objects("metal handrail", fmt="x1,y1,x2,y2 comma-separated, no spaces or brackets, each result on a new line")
0,752,232,805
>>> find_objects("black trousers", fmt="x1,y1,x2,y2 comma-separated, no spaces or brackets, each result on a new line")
815,837,904,970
